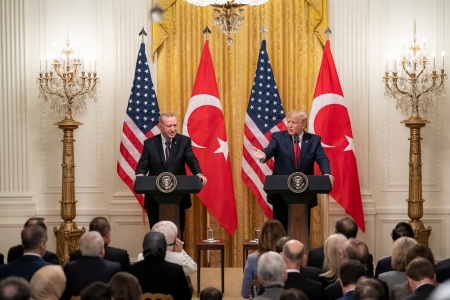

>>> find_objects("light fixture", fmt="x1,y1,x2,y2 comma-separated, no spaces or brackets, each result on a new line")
185,0,269,45
150,4,164,23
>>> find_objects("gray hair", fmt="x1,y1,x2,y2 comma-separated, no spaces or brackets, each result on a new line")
257,251,285,287
80,231,104,257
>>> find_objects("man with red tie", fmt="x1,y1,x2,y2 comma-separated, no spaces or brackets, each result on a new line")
253,110,332,231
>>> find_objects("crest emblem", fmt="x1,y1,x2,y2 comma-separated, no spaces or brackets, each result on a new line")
287,172,309,193
156,172,177,193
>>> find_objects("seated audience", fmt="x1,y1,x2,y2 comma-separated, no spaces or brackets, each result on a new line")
0,225,50,281
30,265,66,300
375,222,414,277
109,272,141,300
128,231,191,300
308,217,374,276
199,287,222,300
80,282,112,300
281,239,323,300
0,276,30,300
337,260,367,300
426,276,450,300
405,257,436,300
69,216,130,270
279,288,308,300
240,219,286,298
435,256,450,283
0,253,3,265
254,251,286,300
7,217,58,265
137,220,197,276
62,231,121,299
378,236,418,294
319,233,347,288
354,277,385,300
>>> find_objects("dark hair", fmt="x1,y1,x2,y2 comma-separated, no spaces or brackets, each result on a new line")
89,217,111,238
257,220,286,256
110,272,141,300
81,282,112,300
200,287,222,300
335,217,358,239
21,225,47,251
354,277,385,300
279,288,308,300
275,236,291,253
339,260,366,286
406,244,434,266
391,222,414,241
24,217,47,231
0,276,30,300
406,257,435,281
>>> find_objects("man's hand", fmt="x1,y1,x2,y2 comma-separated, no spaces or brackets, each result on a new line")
326,174,335,186
173,238,184,252
134,174,144,182
198,174,207,186
252,146,266,160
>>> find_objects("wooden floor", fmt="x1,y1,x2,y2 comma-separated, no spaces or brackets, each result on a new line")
191,268,243,300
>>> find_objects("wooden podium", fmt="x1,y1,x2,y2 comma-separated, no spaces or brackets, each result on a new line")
134,175,202,237
264,174,332,251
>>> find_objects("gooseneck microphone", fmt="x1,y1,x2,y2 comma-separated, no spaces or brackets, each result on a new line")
293,133,300,170
293,133,300,144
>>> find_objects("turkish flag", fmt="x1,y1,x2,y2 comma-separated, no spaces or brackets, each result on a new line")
182,40,238,236
309,41,365,232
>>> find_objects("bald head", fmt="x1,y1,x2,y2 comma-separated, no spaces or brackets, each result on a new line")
282,239,305,268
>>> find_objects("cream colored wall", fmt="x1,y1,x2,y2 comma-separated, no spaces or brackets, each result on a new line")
1,0,449,264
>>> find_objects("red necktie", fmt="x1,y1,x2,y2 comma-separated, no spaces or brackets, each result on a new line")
293,142,300,170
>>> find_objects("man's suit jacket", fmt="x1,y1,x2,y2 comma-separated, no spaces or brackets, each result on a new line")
0,254,50,281
435,258,450,283
375,256,393,277
337,290,354,300
136,133,202,209
405,283,435,300
128,256,191,300
284,272,324,300
262,131,330,207
300,265,323,282
325,278,390,300
62,256,121,300
69,244,130,271
7,244,59,264
0,252,3,265
254,287,284,300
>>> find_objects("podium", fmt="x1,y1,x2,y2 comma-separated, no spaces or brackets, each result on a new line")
264,174,332,251
134,175,202,236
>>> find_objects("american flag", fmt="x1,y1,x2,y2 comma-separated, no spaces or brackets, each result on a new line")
117,42,160,208
241,40,287,218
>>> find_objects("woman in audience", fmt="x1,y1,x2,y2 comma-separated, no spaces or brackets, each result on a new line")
30,265,66,300
240,219,286,298
110,272,142,300
378,236,418,293
319,233,347,288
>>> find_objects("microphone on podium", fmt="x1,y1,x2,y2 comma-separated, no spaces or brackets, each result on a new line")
293,133,300,170
293,133,300,144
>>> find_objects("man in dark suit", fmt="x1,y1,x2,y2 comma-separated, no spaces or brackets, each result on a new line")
252,110,332,231
435,257,450,283
281,239,323,300
254,251,286,300
69,216,130,270
136,112,207,236
7,217,59,265
62,231,121,300
128,231,191,300
405,257,436,300
0,225,50,281
336,260,366,300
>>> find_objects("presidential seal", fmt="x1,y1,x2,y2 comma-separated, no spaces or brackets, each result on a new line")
156,172,177,193
287,172,309,193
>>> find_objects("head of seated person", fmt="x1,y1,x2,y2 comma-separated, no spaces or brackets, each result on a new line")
151,221,178,252
30,265,66,300
200,287,222,300
110,272,142,300
81,282,112,300
391,222,414,241
391,237,418,271
0,276,30,300
142,231,167,260
79,231,105,258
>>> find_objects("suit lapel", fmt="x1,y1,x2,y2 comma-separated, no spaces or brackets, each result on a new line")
299,132,311,170
155,135,167,169
165,134,179,167
282,131,296,167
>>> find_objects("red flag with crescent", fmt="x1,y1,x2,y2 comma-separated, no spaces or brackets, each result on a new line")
309,41,365,231
182,40,238,236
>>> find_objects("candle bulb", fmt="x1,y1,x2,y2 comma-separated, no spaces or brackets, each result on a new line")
432,52,436,70
393,59,397,72
39,55,43,73
442,51,445,68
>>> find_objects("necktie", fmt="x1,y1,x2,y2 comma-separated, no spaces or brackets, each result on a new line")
165,140,171,162
293,142,300,170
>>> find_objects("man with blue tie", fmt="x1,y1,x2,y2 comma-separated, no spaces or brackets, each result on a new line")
253,110,332,231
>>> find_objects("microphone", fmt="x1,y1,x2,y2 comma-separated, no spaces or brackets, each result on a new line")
293,133,300,144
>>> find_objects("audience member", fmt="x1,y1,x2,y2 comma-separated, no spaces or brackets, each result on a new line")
128,231,191,299
426,277,450,300
69,216,130,270
279,288,308,300
319,233,347,288
7,217,58,265
30,265,66,300
354,277,385,300
199,287,222,300
0,225,50,281
435,257,450,283
0,277,30,300
62,231,121,299
0,253,4,265
109,272,141,300
80,282,112,300
378,236,418,294
240,219,286,298
405,257,436,300
254,251,286,300
337,260,367,300
282,239,323,299
375,222,414,277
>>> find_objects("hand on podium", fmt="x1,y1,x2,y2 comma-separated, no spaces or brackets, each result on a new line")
197,174,207,186
326,174,334,186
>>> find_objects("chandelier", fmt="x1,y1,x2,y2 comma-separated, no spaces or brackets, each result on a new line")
185,0,268,45
37,37,99,116
383,20,446,117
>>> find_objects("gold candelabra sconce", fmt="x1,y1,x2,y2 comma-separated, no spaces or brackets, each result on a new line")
37,36,99,264
383,20,447,245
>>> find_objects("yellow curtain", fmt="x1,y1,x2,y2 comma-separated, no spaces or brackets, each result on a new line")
153,0,327,267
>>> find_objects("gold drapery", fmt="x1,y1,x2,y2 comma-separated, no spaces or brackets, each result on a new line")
153,0,327,267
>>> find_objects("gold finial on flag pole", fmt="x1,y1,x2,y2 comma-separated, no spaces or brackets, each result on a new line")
203,26,212,40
